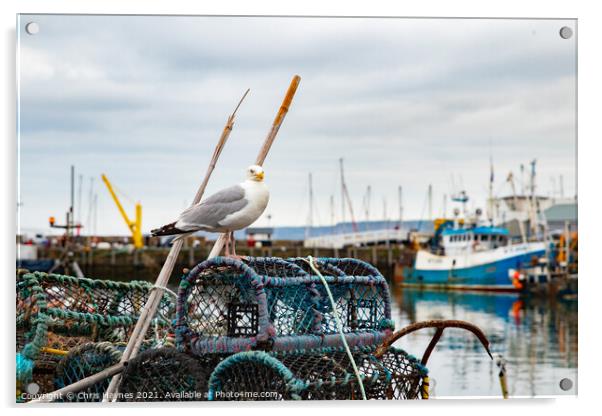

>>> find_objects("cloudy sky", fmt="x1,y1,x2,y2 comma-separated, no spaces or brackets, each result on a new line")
17,15,576,236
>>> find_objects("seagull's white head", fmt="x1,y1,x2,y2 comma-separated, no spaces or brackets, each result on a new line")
246,165,265,182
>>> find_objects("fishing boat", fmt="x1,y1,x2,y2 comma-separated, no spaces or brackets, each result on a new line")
407,217,546,291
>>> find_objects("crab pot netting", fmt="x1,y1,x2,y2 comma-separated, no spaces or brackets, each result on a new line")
116,346,428,401
207,347,428,401
118,347,225,401
16,271,174,388
53,342,123,402
15,258,431,402
175,257,395,354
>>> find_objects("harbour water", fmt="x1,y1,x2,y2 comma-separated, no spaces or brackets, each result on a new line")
389,286,578,397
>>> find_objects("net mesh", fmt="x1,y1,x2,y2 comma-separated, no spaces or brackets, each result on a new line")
118,348,223,401
176,257,393,353
208,347,427,401
54,342,122,402
16,271,174,390
15,257,434,402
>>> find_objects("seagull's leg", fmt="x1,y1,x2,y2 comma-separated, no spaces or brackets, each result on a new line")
231,231,237,256
225,231,245,260
224,232,231,257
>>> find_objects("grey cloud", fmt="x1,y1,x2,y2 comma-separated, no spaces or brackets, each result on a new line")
17,15,576,236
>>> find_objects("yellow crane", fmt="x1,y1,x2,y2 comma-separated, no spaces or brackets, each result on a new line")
101,174,144,249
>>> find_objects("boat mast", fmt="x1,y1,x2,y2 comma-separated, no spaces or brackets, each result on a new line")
339,158,345,226
428,184,433,221
488,154,494,224
559,174,565,199
398,185,403,228
442,193,447,218
69,165,75,239
77,174,83,229
330,194,335,233
529,159,538,238
364,185,372,223
339,158,358,232
507,172,527,243
306,172,314,239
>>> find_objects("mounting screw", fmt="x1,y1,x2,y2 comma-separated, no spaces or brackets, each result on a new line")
559,378,573,391
25,22,39,35
559,26,573,39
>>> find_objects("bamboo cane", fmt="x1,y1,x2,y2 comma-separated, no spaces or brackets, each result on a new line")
95,89,247,402
208,75,301,259
30,363,124,403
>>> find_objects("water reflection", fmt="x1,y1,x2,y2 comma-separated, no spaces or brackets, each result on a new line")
389,286,578,397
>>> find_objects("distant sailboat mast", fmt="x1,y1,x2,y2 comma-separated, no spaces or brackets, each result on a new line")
398,185,403,229
428,184,433,221
488,154,495,224
339,158,359,232
305,172,314,239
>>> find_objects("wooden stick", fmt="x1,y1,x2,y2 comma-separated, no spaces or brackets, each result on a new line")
29,362,125,403
101,89,249,402
208,75,301,259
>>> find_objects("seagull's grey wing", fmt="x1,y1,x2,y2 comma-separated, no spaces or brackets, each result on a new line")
176,184,248,230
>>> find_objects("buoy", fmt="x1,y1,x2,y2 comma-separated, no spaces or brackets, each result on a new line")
512,270,523,290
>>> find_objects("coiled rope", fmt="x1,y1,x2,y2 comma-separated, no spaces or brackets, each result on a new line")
304,256,367,400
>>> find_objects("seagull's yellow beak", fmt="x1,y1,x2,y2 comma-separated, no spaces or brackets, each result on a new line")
255,171,265,181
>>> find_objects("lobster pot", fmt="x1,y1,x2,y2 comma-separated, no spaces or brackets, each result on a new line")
16,271,174,391
115,346,428,401
175,257,395,355
118,347,226,401
53,342,123,402
207,347,428,400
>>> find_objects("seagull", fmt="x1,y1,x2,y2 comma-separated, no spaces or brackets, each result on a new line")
151,165,269,256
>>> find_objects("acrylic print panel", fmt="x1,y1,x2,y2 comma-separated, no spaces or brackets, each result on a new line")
16,15,577,402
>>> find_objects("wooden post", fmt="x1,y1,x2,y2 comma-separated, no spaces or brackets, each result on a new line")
188,246,195,267
208,75,301,259
29,362,125,403
101,90,249,402
387,240,393,265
